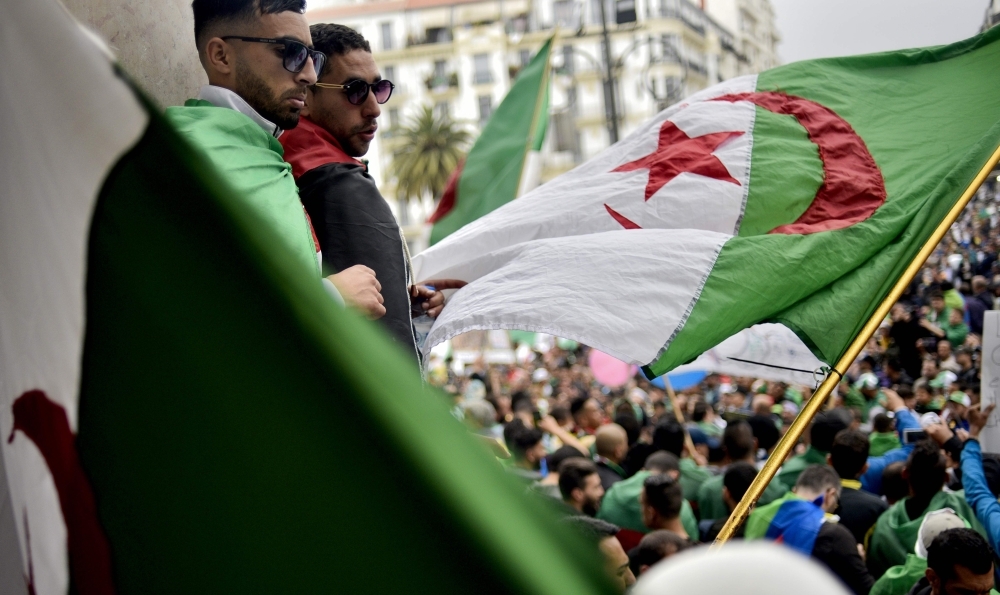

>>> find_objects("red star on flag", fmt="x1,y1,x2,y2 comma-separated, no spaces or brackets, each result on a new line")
612,120,745,201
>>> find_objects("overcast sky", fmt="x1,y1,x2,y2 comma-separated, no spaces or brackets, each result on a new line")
771,0,990,64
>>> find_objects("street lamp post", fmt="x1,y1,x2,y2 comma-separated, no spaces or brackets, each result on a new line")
596,0,620,144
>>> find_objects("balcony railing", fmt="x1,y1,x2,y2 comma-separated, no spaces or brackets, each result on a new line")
425,72,459,91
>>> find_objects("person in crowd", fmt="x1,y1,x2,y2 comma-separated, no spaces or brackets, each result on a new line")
503,420,546,482
628,530,693,578
597,451,699,547
966,276,993,336
532,445,587,500
871,413,903,457
936,341,961,375
890,303,933,380
278,23,458,359
883,462,911,506
959,404,1000,562
747,413,781,458
746,465,874,595
829,429,889,546
692,399,724,438
870,509,970,595
651,419,712,501
593,423,629,490
166,0,383,315
563,516,636,593
640,474,690,540
777,411,850,488
943,392,971,433
571,396,605,439
908,529,995,595
702,462,759,542
885,359,916,390
697,421,787,522
558,458,605,516
955,348,980,389
867,440,985,579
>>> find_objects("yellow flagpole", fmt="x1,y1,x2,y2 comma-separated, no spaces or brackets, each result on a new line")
713,143,1000,545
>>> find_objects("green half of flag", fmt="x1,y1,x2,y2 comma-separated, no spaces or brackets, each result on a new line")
428,37,553,245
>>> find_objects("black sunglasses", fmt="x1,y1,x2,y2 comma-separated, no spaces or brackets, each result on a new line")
313,79,395,105
221,36,326,76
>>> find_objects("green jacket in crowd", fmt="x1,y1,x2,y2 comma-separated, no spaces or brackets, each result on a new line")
597,471,698,539
776,446,828,489
866,491,985,579
869,432,903,457
679,458,712,502
696,472,788,522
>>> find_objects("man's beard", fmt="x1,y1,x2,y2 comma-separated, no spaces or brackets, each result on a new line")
582,499,599,517
234,61,304,130
341,119,377,157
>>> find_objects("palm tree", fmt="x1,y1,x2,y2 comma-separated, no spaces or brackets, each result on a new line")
388,105,471,224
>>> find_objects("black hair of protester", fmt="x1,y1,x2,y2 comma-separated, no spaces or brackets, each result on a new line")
192,0,306,46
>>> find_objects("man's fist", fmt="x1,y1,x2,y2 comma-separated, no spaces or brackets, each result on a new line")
328,265,385,319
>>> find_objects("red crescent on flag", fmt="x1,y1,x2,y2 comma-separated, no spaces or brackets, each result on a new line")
712,91,887,235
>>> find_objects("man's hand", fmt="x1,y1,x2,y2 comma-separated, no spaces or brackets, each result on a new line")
537,415,561,435
411,279,467,318
968,403,996,439
327,265,385,319
925,422,954,446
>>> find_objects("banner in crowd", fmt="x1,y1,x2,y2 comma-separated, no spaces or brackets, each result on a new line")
426,38,552,245
0,3,611,594
414,27,1000,378
979,311,1000,452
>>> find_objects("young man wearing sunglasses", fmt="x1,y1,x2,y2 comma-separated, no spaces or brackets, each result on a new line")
280,24,462,363
165,0,385,318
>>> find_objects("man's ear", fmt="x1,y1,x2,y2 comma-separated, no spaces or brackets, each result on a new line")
925,567,940,592
860,462,869,477
639,564,650,576
204,37,235,77
571,487,584,504
826,453,833,466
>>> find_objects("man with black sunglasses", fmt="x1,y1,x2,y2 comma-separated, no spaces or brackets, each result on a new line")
281,24,462,363
165,0,385,318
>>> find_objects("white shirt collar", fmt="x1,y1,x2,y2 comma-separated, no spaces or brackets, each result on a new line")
197,85,283,138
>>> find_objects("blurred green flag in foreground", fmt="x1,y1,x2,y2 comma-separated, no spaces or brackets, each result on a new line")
0,2,612,594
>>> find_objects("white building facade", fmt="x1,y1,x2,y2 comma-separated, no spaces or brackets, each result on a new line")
306,0,779,232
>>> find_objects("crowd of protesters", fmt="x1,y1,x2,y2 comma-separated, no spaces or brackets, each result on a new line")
435,184,1000,594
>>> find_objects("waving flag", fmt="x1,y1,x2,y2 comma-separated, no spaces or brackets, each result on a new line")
0,2,613,594
413,28,1000,377
427,38,552,245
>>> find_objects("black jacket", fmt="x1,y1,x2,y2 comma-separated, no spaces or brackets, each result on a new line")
813,522,874,595
297,162,418,361
835,485,888,547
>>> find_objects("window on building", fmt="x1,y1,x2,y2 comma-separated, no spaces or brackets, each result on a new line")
478,95,493,125
434,59,447,79
425,26,451,43
566,84,578,116
473,53,492,84
553,0,577,28
561,44,574,75
661,34,680,62
435,101,450,119
383,65,396,85
388,108,400,129
519,49,531,66
380,22,393,51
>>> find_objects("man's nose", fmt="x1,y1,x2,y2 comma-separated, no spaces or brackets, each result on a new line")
362,87,381,118
297,56,319,86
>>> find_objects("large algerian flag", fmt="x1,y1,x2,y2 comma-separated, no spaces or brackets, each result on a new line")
414,28,1000,378
0,2,615,594
426,38,552,245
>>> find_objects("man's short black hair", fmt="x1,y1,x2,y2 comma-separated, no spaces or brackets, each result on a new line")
570,396,590,418
723,461,758,503
907,439,947,498
881,461,909,503
810,411,850,452
564,516,619,543
644,451,680,474
192,0,306,49
692,400,708,422
794,464,840,495
310,23,371,74
614,412,641,446
747,414,779,452
652,420,685,457
723,420,755,462
546,445,587,472
629,530,691,576
643,474,683,519
558,458,599,500
927,528,995,584
872,412,894,433
503,419,542,460
829,429,870,480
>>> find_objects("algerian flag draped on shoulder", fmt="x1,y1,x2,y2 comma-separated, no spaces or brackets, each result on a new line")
427,37,552,245
0,2,613,594
413,28,1000,377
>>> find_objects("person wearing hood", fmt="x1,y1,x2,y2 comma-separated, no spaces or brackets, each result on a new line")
870,509,969,595
867,440,986,579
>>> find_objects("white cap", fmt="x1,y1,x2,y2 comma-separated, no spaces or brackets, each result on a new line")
914,508,967,559
632,542,851,595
